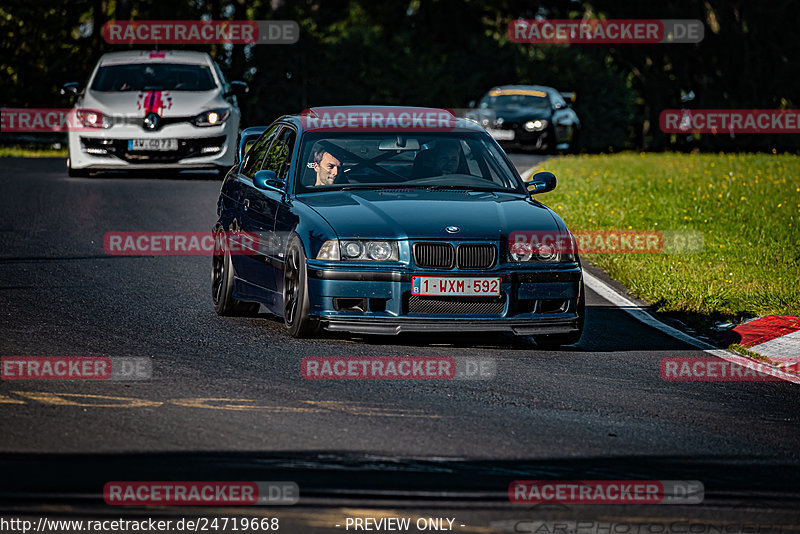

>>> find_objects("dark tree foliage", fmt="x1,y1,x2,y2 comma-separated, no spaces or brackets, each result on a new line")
1,0,797,151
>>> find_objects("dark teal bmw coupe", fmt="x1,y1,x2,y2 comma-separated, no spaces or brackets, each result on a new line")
212,106,584,347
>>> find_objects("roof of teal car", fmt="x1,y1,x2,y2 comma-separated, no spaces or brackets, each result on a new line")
278,106,485,134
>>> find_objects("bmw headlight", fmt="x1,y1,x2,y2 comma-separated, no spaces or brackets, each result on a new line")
336,240,399,261
509,233,576,263
510,243,563,262
193,108,231,127
523,119,548,132
365,241,394,261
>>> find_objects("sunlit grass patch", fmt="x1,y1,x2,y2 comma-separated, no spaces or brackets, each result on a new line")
534,152,800,324
0,146,67,157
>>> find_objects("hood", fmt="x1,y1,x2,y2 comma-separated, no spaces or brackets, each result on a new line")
299,189,560,240
81,89,223,118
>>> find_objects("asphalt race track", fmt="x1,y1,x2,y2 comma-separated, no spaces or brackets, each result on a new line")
1,157,799,530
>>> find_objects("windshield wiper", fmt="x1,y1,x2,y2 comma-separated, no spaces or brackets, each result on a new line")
419,185,502,192
337,184,507,192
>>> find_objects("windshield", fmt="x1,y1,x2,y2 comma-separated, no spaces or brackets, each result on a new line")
480,93,550,109
295,133,524,193
90,63,217,91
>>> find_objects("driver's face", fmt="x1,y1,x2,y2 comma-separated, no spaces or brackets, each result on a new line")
435,148,459,175
314,152,341,186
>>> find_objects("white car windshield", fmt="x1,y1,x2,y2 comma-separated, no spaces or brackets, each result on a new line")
91,63,217,92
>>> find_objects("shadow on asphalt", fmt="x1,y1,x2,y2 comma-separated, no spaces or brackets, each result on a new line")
251,304,698,353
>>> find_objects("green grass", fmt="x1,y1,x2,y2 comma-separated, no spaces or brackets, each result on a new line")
533,152,800,327
0,146,67,157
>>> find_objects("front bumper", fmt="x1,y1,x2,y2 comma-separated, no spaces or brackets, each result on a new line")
305,263,582,336
323,317,580,336
67,122,236,170
494,127,551,149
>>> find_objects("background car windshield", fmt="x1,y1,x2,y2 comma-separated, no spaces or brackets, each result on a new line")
296,133,523,193
91,63,217,91
481,94,550,109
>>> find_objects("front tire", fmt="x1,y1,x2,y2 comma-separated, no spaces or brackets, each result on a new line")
534,279,585,349
542,125,558,155
283,236,320,338
212,229,260,316
568,128,581,154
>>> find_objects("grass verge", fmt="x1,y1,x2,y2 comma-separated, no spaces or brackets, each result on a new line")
0,146,67,158
533,152,800,334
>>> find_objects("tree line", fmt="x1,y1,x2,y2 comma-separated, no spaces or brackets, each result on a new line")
2,0,798,151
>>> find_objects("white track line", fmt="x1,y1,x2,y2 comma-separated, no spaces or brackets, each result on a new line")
582,271,714,351
519,162,800,384
583,267,800,385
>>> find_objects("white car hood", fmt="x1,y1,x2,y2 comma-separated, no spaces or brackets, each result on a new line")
81,90,223,118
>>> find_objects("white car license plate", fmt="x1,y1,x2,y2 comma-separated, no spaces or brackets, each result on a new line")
412,276,501,297
128,139,178,151
486,128,515,141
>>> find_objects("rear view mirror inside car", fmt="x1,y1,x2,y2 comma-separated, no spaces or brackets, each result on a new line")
378,136,420,151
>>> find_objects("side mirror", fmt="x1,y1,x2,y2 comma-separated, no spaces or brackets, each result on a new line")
526,171,557,195
254,169,284,191
467,100,476,109
61,82,80,96
228,81,249,97
559,91,576,103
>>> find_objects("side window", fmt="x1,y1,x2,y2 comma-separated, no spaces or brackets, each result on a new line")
262,127,296,182
212,61,228,89
241,125,279,178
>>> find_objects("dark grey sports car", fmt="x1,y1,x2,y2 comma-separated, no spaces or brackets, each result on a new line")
467,85,581,152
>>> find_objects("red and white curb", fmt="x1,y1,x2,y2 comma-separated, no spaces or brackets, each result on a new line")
582,271,800,385
724,315,800,370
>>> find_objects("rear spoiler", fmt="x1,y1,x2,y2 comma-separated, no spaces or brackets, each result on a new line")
559,91,576,103
236,126,268,164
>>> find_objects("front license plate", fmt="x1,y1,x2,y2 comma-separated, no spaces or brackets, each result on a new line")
486,128,515,141
412,276,501,297
128,138,178,151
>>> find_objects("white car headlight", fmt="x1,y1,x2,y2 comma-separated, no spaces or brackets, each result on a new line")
76,109,112,128
193,108,230,127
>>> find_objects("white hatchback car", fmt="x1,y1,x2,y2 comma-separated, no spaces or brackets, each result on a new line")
63,50,247,177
